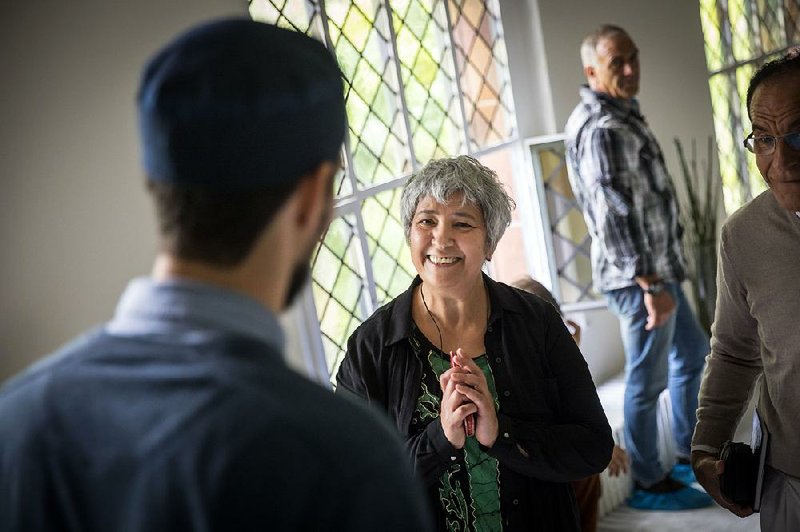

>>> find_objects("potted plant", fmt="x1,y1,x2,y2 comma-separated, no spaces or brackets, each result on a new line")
673,137,721,335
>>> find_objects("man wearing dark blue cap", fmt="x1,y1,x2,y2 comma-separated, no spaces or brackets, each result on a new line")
0,19,432,531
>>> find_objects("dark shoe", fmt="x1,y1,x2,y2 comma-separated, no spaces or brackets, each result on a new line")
635,476,686,493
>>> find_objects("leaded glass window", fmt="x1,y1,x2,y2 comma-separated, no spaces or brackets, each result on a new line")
527,136,599,309
249,0,517,379
699,0,800,212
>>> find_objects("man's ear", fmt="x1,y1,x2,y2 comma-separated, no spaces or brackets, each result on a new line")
293,160,337,231
583,65,595,82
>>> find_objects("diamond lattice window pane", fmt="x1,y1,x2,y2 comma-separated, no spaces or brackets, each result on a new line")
735,63,768,198
311,214,370,379
327,0,413,187
393,0,465,164
700,1,724,72
249,0,323,37
447,0,516,151
789,1,800,43
534,144,599,304
249,0,355,196
362,188,416,305
708,73,744,209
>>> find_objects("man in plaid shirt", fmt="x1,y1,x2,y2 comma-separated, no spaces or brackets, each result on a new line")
565,24,712,511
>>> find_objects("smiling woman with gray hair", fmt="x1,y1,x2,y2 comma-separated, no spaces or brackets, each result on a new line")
337,155,613,531
400,155,513,256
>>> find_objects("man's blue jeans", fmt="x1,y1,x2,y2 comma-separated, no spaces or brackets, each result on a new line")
605,283,708,488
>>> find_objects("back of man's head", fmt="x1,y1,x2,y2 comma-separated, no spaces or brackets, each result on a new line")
137,19,345,266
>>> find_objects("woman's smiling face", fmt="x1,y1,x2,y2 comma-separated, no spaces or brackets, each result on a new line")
409,192,489,290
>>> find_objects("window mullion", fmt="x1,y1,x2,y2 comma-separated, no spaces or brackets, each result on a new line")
714,0,751,201
717,0,734,65
726,69,752,202
383,0,420,171
352,206,380,315
528,140,562,302
707,44,799,75
786,0,799,44
333,174,411,216
442,1,474,155
318,0,361,196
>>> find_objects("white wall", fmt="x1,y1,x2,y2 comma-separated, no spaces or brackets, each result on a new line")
0,1,248,381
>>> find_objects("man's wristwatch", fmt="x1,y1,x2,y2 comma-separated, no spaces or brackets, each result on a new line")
644,280,666,295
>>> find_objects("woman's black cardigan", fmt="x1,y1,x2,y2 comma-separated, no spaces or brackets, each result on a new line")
336,274,613,531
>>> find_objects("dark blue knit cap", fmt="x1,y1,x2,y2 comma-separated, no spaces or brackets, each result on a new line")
137,18,346,188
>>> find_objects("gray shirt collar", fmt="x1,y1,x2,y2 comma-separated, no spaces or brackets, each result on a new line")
579,84,642,117
106,277,284,353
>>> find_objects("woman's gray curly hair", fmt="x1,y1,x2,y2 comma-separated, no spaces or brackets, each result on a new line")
400,155,515,253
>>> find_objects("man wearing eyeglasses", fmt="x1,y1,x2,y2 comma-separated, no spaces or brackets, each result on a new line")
692,49,800,530
564,25,713,511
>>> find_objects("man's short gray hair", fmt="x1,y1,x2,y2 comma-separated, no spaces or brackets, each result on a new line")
400,155,514,253
580,24,630,68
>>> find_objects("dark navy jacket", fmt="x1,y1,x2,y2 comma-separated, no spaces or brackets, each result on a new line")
0,329,432,531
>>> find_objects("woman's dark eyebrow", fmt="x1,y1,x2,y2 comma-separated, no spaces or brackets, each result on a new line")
452,211,479,221
415,209,478,221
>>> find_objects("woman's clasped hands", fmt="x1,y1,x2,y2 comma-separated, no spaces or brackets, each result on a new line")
439,348,498,450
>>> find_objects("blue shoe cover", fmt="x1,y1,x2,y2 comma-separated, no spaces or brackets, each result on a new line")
627,486,713,510
670,463,697,486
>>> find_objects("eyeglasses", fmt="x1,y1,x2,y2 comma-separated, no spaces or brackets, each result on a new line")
743,131,800,155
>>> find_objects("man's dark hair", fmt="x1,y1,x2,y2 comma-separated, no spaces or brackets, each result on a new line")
746,47,800,118
148,180,301,267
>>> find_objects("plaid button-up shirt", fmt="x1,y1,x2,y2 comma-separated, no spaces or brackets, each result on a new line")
564,86,685,292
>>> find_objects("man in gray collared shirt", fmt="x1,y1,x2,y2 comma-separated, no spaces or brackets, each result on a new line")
0,19,432,532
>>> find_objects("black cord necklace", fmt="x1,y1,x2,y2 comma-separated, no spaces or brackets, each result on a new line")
420,283,444,353
419,282,490,354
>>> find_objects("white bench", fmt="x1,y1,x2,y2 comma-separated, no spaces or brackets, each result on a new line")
595,373,679,518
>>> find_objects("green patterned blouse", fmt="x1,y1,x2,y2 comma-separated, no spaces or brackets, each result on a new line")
410,325,502,532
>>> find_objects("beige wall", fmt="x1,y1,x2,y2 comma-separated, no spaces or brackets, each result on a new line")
0,1,247,381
